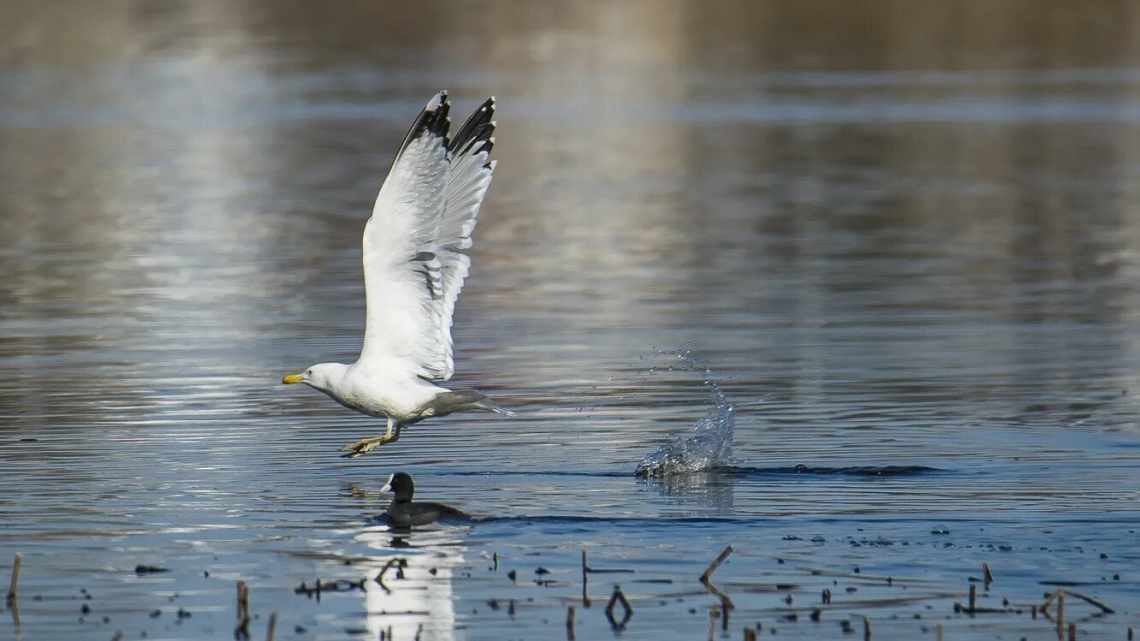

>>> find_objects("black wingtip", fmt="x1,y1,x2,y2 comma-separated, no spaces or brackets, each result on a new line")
448,96,496,156
391,91,452,164
427,92,451,139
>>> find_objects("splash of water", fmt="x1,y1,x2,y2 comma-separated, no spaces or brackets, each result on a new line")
635,351,736,477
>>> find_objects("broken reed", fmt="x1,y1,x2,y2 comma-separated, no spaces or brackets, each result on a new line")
581,549,589,607
700,544,735,617
235,580,251,639
7,546,1129,641
6,554,20,605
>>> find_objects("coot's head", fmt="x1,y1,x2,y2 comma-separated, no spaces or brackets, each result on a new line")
381,472,415,502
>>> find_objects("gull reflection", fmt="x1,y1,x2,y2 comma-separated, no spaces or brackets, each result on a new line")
354,524,469,641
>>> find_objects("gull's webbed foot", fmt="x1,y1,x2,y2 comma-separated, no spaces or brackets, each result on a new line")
339,435,394,458
340,418,400,458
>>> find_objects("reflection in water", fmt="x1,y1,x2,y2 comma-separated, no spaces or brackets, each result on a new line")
355,527,466,641
639,471,736,514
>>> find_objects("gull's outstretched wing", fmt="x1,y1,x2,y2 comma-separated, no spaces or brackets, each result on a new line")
358,92,496,380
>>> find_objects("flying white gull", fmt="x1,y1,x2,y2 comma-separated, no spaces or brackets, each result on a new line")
283,91,512,457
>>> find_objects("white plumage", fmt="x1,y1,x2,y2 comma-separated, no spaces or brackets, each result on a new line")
284,92,510,457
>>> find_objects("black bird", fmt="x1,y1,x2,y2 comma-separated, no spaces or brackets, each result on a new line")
381,472,469,528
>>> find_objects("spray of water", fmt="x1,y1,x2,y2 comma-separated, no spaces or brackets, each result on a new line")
634,350,736,477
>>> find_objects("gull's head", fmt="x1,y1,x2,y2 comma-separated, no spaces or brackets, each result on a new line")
282,363,345,392
381,472,415,502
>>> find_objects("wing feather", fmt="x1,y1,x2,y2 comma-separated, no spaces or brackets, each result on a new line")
359,92,496,381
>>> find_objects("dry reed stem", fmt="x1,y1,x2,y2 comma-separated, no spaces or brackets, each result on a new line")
699,545,735,613
1056,591,1065,640
6,554,20,605
581,550,590,608
700,546,733,585
235,580,251,640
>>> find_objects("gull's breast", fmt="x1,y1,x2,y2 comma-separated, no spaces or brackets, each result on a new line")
321,385,389,418
337,368,442,420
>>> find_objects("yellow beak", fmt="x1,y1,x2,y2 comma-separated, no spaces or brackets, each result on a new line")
282,373,305,385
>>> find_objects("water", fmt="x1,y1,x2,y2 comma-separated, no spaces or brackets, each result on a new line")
3,1,1140,639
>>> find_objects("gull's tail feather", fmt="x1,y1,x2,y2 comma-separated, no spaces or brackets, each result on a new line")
486,403,516,417
431,390,516,417
471,394,515,416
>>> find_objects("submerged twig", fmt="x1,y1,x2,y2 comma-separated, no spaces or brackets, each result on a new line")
6,596,17,629
982,562,994,586
376,558,408,594
1039,586,1112,618
266,612,277,641
605,585,633,631
1058,590,1115,614
134,565,169,575
294,578,365,598
582,549,634,574
566,605,575,640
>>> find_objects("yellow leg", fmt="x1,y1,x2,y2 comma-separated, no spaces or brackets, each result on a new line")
340,417,400,458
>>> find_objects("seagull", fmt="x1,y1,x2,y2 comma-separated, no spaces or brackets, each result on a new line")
283,91,512,458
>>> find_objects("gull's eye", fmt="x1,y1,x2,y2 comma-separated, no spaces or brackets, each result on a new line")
306,369,312,376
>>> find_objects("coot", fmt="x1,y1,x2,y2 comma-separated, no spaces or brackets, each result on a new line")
381,472,469,528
